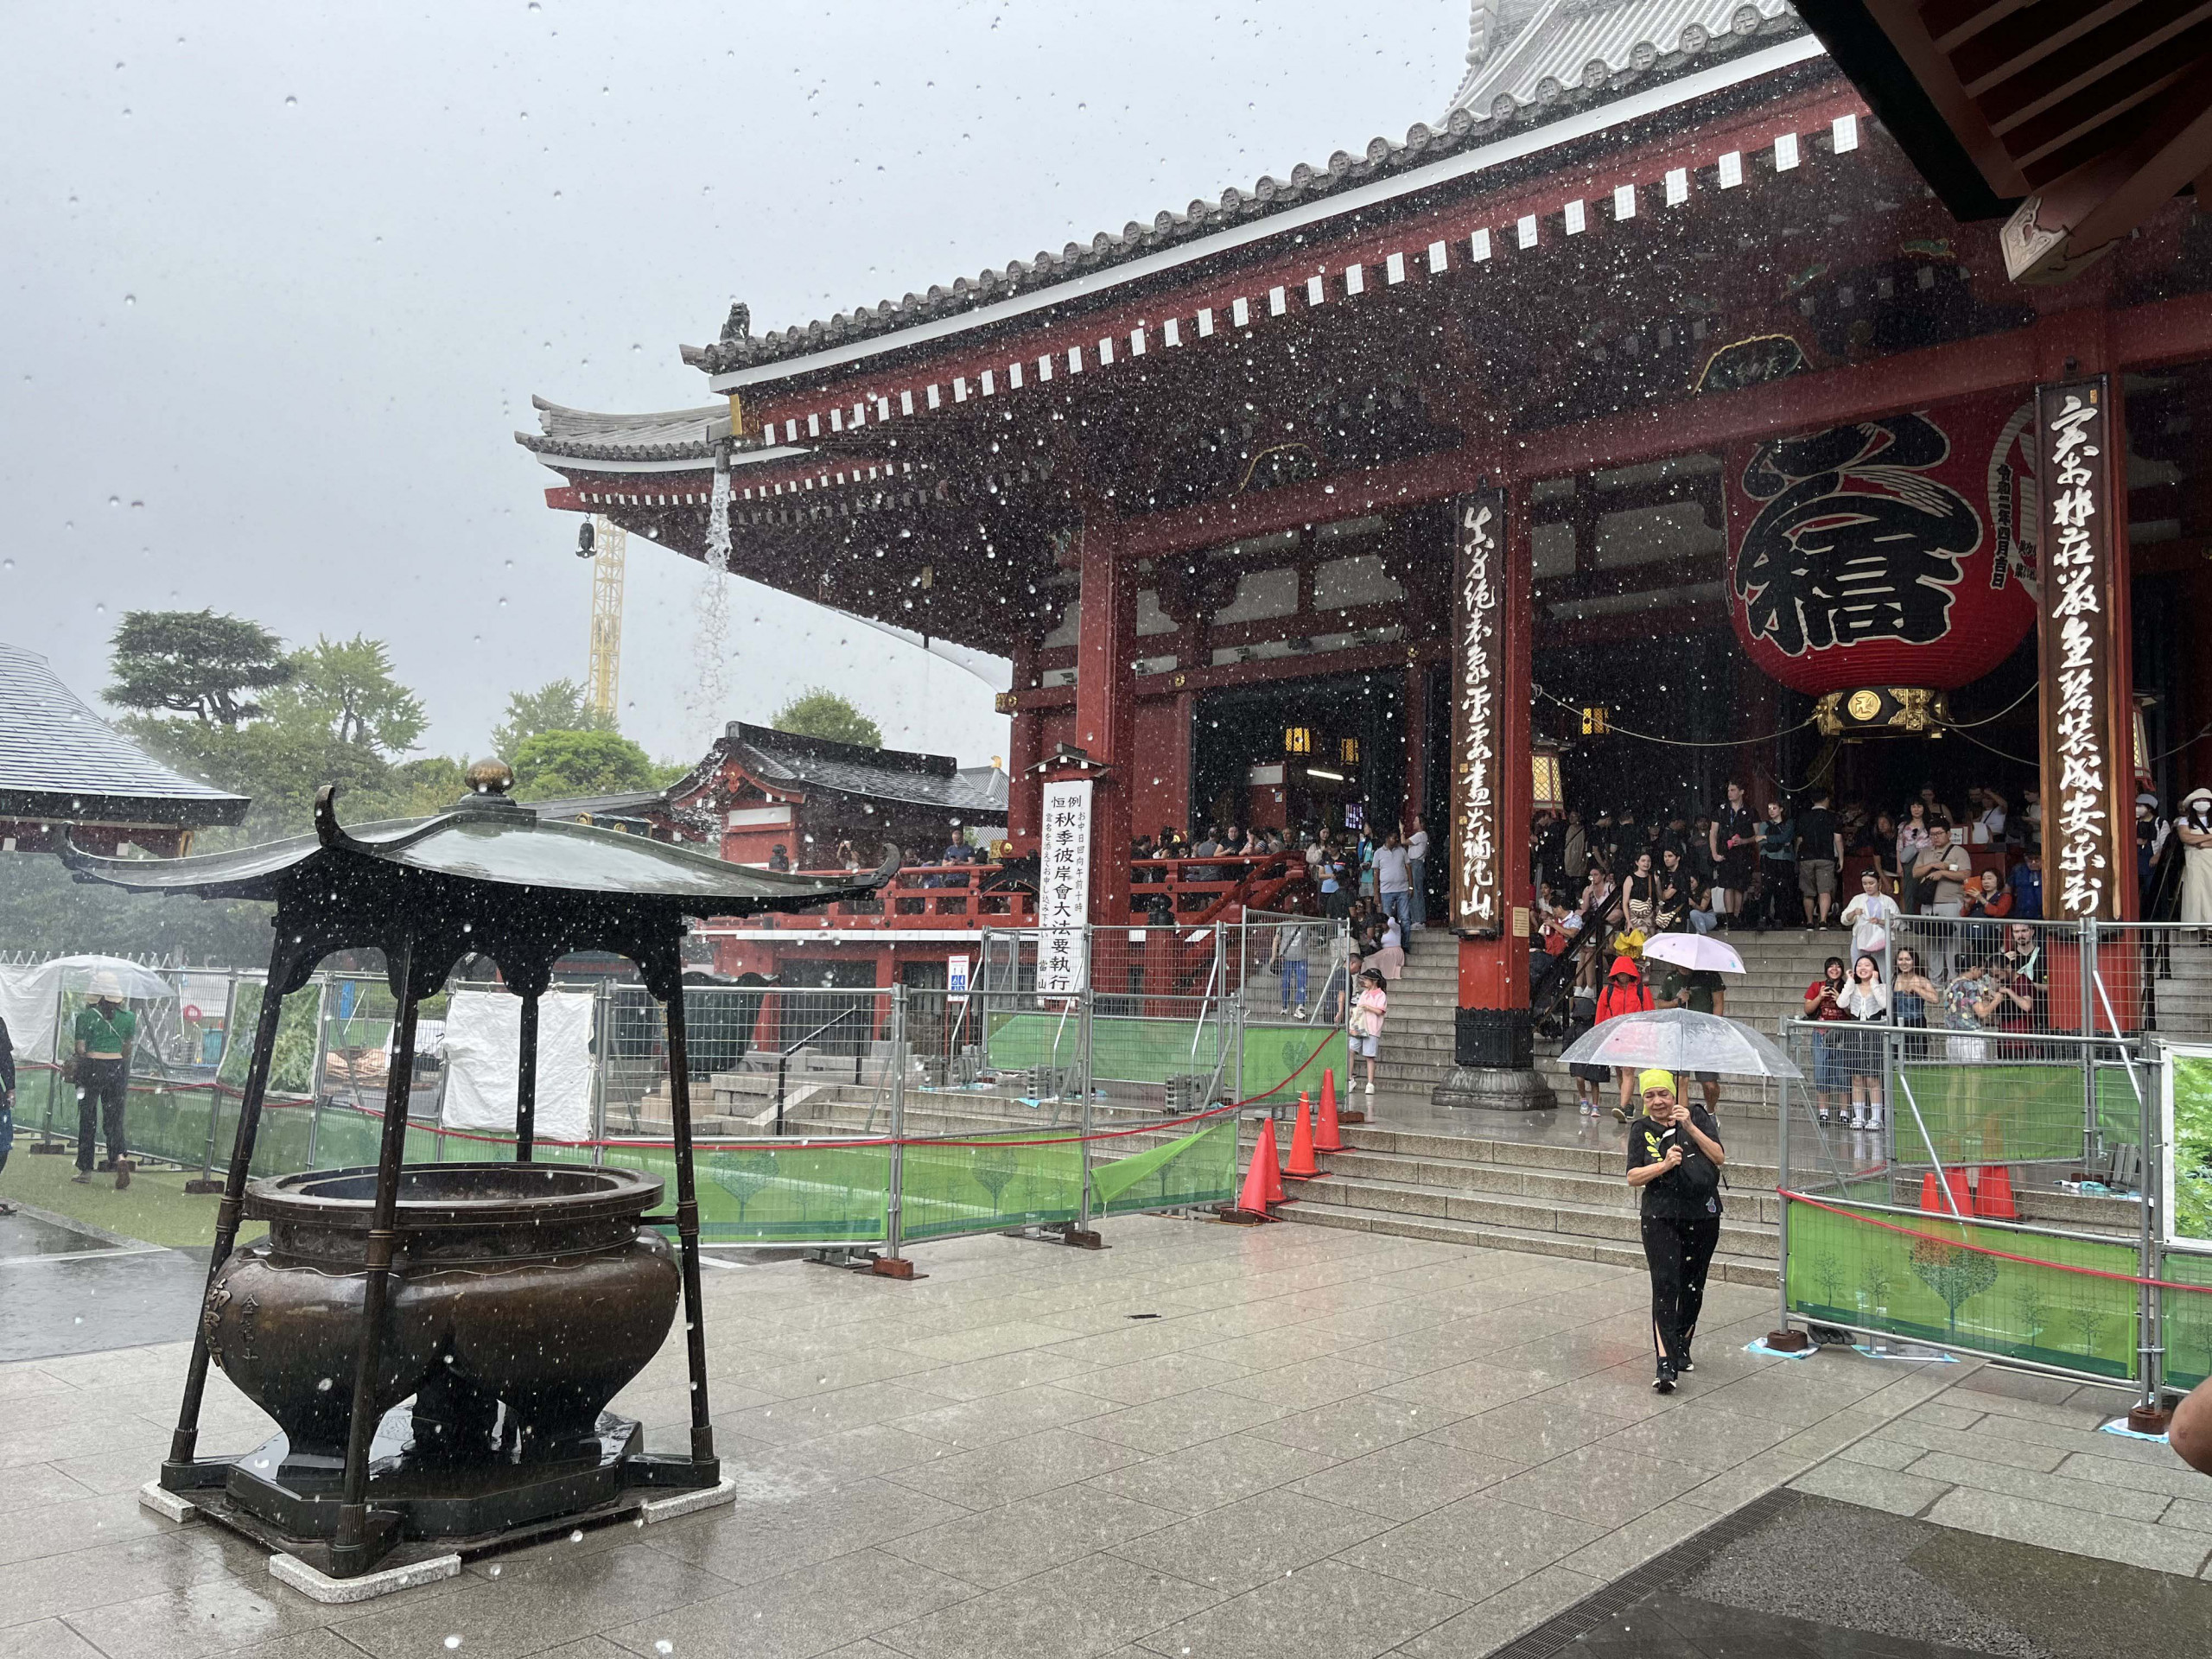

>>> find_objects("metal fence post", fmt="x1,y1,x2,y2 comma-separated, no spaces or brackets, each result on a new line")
2081,916,2100,1160
2137,1033,2165,1425
1776,1044,1793,1336
591,982,608,1168
1076,981,1096,1235
886,984,907,1262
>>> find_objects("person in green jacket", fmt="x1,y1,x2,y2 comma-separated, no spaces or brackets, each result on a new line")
72,971,136,1188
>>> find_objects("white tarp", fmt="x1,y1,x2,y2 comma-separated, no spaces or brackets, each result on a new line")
0,955,176,1065
440,990,596,1143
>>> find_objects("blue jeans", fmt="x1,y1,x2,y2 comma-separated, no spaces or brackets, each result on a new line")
1279,960,1308,1010
1382,890,1414,938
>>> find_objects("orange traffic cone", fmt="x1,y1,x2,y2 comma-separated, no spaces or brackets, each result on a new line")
1285,1091,1319,1179
1330,1064,1366,1125
1315,1071,1344,1154
1259,1114,1287,1205
1919,1169,1974,1216
1224,1122,1280,1224
1973,1164,2018,1219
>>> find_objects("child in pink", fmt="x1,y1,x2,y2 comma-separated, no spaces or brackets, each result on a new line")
1351,968,1388,1096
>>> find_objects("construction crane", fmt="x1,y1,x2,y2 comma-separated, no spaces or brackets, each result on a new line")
578,514,626,723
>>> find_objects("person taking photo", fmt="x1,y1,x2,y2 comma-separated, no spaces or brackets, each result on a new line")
1624,1070,1726,1393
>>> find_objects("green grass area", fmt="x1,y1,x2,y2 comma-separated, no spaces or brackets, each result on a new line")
0,1145,257,1250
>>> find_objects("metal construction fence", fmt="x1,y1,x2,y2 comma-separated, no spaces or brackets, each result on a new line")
1775,1002,2212,1416
5,950,1352,1261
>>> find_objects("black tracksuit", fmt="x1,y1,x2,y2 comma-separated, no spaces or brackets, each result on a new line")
1625,1108,1725,1370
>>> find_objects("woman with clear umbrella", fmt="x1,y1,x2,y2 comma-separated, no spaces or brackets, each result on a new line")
1624,1069,1726,1393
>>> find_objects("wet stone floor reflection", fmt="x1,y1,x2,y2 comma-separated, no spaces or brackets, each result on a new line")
1,1212,2206,1658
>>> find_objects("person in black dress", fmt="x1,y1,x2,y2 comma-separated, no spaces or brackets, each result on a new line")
1624,1069,1726,1392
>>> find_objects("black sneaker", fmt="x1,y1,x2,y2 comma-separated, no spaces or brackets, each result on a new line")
1652,1364,1678,1395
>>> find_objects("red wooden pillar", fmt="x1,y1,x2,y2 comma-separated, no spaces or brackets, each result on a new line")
1435,477,1551,1109
1073,517,1136,928
1006,639,1043,851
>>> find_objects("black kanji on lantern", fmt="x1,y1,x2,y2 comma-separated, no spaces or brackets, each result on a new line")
1733,413,1980,657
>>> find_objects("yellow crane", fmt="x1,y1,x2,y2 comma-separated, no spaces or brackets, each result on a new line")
582,514,626,723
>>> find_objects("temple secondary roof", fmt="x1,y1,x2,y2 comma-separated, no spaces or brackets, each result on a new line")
0,639,251,827
709,723,1008,821
683,0,1804,379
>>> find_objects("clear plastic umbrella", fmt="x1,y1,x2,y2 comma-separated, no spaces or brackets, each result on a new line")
1639,933,1745,975
1559,1007,1802,1079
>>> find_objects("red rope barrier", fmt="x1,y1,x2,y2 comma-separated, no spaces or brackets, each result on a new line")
1781,1188,2212,1296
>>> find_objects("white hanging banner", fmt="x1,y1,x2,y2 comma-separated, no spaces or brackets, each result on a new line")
1038,779,1093,995
442,990,598,1143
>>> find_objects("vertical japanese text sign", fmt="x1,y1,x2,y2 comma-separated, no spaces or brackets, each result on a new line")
1037,779,1093,994
1452,490,1506,937
2036,378,2123,920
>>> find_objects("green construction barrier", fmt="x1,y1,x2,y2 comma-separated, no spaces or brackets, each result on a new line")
2162,1249,2212,1391
1891,1062,2139,1165
219,982,324,1096
1787,1199,2141,1379
1090,1119,1237,1216
984,1013,1344,1105
898,1128,1083,1241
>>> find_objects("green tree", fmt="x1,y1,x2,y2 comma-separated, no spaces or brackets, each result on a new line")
105,609,296,726
266,636,426,755
510,729,659,800
1909,1236,2000,1337
771,688,882,749
492,678,612,760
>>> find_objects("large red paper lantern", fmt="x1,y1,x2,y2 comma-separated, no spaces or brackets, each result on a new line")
1726,392,2038,733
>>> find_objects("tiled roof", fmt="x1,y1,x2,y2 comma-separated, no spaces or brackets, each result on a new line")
0,640,251,825
1446,0,1796,123
515,397,725,464
723,724,1008,820
685,2,1807,378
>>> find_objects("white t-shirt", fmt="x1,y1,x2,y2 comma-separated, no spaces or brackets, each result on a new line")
1841,891,1900,958
1406,830,1430,862
1373,846,1412,893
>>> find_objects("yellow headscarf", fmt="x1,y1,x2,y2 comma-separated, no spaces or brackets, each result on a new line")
1637,1069,1677,1099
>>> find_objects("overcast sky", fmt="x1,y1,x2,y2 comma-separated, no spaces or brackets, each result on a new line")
3,2,1464,769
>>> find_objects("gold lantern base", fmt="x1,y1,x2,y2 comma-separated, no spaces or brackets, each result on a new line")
1814,687,1951,738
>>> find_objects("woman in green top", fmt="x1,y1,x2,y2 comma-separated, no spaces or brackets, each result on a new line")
72,971,136,1187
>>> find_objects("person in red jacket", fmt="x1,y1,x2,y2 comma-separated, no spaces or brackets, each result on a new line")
1597,955,1656,1122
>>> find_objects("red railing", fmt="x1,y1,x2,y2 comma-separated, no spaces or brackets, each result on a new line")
723,855,1310,933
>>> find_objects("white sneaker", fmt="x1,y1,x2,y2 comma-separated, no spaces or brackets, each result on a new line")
1849,1114,1864,1130
1364,1082,1375,1096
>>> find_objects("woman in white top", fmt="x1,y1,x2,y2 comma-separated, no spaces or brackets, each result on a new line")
2178,789,2212,927
1840,868,1901,963
1838,953,1890,1131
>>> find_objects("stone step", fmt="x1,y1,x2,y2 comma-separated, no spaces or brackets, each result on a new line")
1291,1169,1779,1258
1276,1198,1777,1287
1319,1144,1782,1206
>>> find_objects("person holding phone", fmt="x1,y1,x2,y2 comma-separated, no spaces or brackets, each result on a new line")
1624,1070,1726,1393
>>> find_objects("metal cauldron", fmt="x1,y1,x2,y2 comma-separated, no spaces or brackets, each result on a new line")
204,1162,678,1471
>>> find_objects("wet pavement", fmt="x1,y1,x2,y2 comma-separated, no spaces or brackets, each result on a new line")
0,1205,203,1363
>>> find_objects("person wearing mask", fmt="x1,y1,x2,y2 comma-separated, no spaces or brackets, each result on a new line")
1913,824,1974,979
1839,953,1890,1132
1896,802,1934,915
1349,967,1389,1096
1624,1070,1726,1393
72,972,135,1189
1374,830,1414,945
1708,781,1758,933
1796,791,1845,928
1891,947,1939,1063
1802,957,1852,1127
1757,799,1796,931
1598,956,1656,1122
1406,815,1431,929
2178,789,2212,927
1840,867,1901,963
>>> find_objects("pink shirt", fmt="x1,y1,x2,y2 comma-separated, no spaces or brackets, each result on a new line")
1353,988,1388,1036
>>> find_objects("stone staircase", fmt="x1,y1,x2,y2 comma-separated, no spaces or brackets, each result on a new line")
2150,934,2212,1039
1281,1122,1782,1287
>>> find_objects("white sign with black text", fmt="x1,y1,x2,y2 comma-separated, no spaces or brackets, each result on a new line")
1038,779,1092,995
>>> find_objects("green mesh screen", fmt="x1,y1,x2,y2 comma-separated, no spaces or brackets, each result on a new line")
116,1081,222,1169
898,1128,1084,1240
1891,1062,2138,1165
689,1142,888,1243
1090,1119,1237,1216
218,982,325,1097
1787,1200,2141,1379
2161,1249,2212,1390
984,1012,1344,1106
